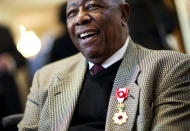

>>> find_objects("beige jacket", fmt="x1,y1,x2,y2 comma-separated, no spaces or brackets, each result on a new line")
18,38,190,131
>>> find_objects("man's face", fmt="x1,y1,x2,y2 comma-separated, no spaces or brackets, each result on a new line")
67,0,129,64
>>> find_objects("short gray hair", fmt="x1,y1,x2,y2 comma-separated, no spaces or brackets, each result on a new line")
116,0,126,4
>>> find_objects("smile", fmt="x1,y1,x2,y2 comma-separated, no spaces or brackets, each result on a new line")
78,31,100,39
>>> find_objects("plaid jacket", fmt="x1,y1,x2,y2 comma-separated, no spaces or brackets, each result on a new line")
18,38,190,131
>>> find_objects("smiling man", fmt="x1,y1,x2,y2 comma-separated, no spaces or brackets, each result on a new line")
66,0,129,65
18,0,190,131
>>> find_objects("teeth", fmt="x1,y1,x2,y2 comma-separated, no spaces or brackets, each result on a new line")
80,32,96,38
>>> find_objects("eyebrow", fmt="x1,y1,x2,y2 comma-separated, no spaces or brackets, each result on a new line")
67,0,101,9
67,2,78,10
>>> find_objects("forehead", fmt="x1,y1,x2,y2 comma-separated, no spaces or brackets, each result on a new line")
67,0,114,8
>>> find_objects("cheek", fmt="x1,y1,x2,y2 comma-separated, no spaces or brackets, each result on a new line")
67,19,76,34
67,22,73,35
106,17,122,36
67,22,77,42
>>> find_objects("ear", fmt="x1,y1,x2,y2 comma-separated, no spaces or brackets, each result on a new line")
120,3,130,23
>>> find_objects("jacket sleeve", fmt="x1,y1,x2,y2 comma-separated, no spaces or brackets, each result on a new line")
18,70,40,131
151,56,190,130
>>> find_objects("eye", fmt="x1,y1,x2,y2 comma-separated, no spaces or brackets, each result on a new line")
87,4,99,10
67,9,78,18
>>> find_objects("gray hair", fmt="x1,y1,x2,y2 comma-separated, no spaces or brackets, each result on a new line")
118,0,126,3
115,0,126,4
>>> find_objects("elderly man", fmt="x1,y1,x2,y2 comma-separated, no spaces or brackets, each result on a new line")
18,0,190,130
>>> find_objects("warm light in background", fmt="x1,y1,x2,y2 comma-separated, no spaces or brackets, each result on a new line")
17,25,41,58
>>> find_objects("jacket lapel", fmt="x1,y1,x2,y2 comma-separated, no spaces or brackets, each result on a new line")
105,39,141,131
48,55,86,131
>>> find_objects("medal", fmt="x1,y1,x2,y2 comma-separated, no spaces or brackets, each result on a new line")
112,110,128,125
112,88,129,125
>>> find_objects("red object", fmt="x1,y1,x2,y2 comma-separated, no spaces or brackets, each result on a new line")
118,115,123,120
90,64,104,75
115,88,128,100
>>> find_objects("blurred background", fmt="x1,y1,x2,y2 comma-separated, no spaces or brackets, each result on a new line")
0,0,190,130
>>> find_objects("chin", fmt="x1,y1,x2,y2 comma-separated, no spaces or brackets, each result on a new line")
87,55,106,65
81,47,107,64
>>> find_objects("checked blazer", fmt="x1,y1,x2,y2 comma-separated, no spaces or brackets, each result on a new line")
18,38,190,131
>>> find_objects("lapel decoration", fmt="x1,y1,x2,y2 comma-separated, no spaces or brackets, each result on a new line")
112,88,129,125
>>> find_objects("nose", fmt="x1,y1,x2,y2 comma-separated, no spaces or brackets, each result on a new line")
75,8,91,26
